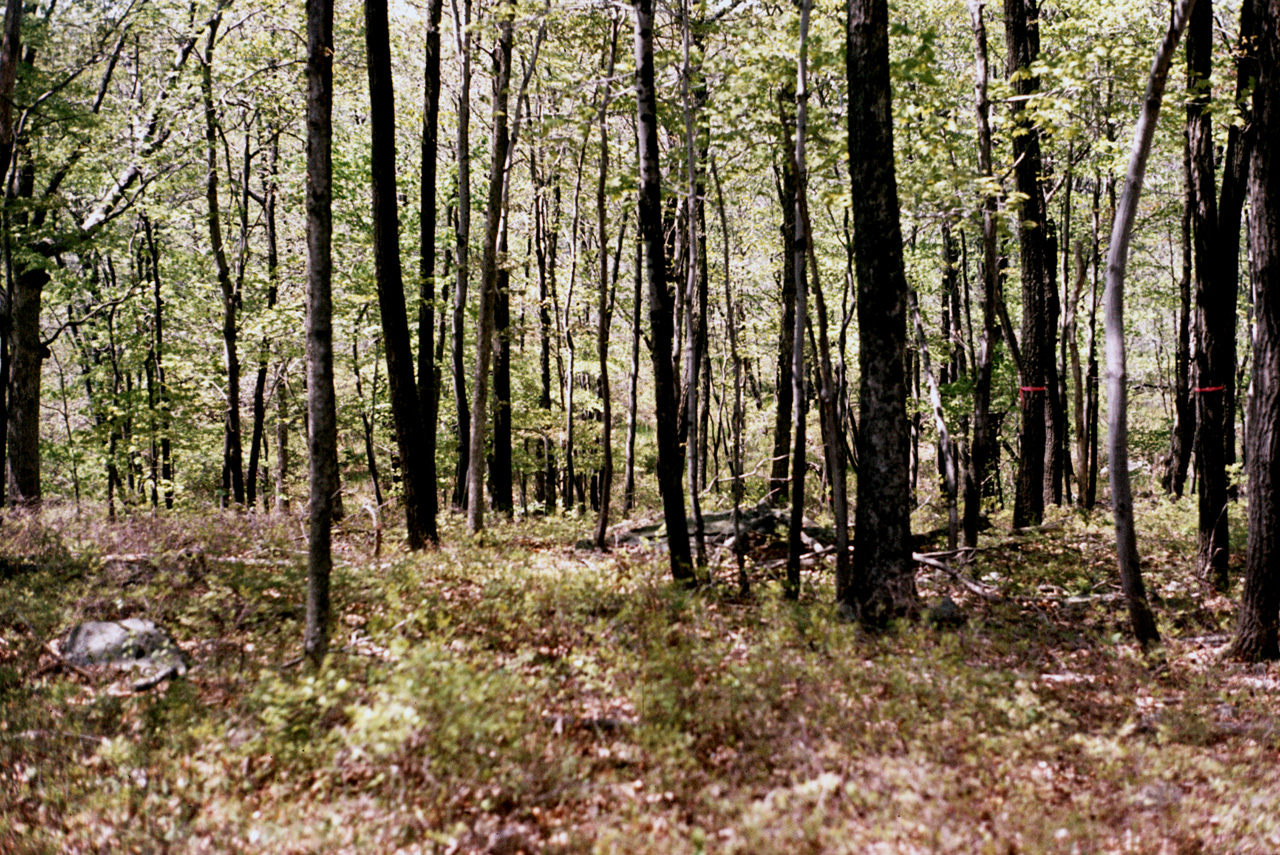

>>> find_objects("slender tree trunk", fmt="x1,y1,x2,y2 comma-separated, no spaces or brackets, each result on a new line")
0,0,20,508
450,0,473,509
910,288,959,550
1230,0,1279,660
847,0,914,624
367,0,430,548
769,89,798,505
634,0,693,582
202,15,245,508
247,129,280,511
1104,0,1194,652
711,156,748,595
593,18,620,548
1164,140,1195,497
466,0,513,532
417,0,444,541
624,220,642,514
275,369,289,512
785,0,813,600
304,0,337,665
965,0,999,548
1006,0,1049,529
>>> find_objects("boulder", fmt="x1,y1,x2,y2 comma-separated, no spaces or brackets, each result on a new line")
62,619,191,690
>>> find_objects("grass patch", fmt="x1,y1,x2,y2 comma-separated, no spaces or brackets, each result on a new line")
2,501,1278,853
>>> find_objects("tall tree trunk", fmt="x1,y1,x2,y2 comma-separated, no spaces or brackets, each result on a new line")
466,0,513,532
533,148,558,513
769,89,798,505
304,0,337,665
1164,140,1195,496
450,0,473,509
910,288,959,550
201,15,245,508
623,206,642,515
416,0,444,541
786,0,813,600
0,0,20,508
275,369,289,513
367,0,431,548
847,0,914,624
710,155,748,595
1188,0,1232,591
593,17,620,548
1230,0,1279,660
1005,0,1049,529
964,0,999,548
680,0,707,567
634,0,693,583
1103,0,1194,652
247,128,280,511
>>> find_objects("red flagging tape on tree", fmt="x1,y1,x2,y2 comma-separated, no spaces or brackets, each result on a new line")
1019,385,1047,403
1192,386,1225,393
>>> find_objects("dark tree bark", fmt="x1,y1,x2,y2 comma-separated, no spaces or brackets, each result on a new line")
367,0,431,548
964,0,998,548
623,210,642,515
466,0,513,532
847,0,914,624
1005,0,1049,529
201,15,245,508
247,128,280,511
1230,0,1278,662
450,0,473,510
769,89,798,505
0,0,20,507
634,0,693,583
593,17,620,549
416,0,444,542
1164,139,1196,497
1103,0,1195,653
1187,0,1231,591
141,213,173,509
786,0,813,600
304,0,337,665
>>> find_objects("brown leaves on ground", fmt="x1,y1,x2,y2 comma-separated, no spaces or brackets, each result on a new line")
2,505,1279,854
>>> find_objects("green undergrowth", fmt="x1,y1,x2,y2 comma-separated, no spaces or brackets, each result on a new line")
2,501,1278,854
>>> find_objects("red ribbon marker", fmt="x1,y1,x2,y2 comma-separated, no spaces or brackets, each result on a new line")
1019,385,1047,403
1192,385,1225,394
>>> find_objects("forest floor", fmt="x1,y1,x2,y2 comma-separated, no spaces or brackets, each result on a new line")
1,497,1278,854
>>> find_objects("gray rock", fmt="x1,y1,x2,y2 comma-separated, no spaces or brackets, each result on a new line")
926,597,968,630
62,619,191,690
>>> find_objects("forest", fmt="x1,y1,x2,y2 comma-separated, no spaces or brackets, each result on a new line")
2,0,1280,849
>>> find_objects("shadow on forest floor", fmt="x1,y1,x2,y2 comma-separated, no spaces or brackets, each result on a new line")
1,500,1276,854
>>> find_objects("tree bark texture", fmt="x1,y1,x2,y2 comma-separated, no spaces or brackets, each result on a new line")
847,0,914,624
1230,0,1279,662
1103,0,1195,652
634,0,693,582
1187,0,1231,590
1005,0,1049,529
304,0,337,664
366,0,431,548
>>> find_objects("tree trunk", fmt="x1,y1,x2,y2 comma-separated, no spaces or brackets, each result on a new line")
466,0,513,532
304,0,337,665
847,0,915,624
201,15,245,509
416,0,444,541
1103,0,1194,653
1187,0,1231,591
785,0,814,600
450,0,473,510
1005,0,1049,529
634,0,693,583
1230,0,1279,660
247,128,280,511
769,88,798,505
1164,140,1195,497
964,0,998,548
593,18,620,548
623,206,642,515
367,0,431,548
